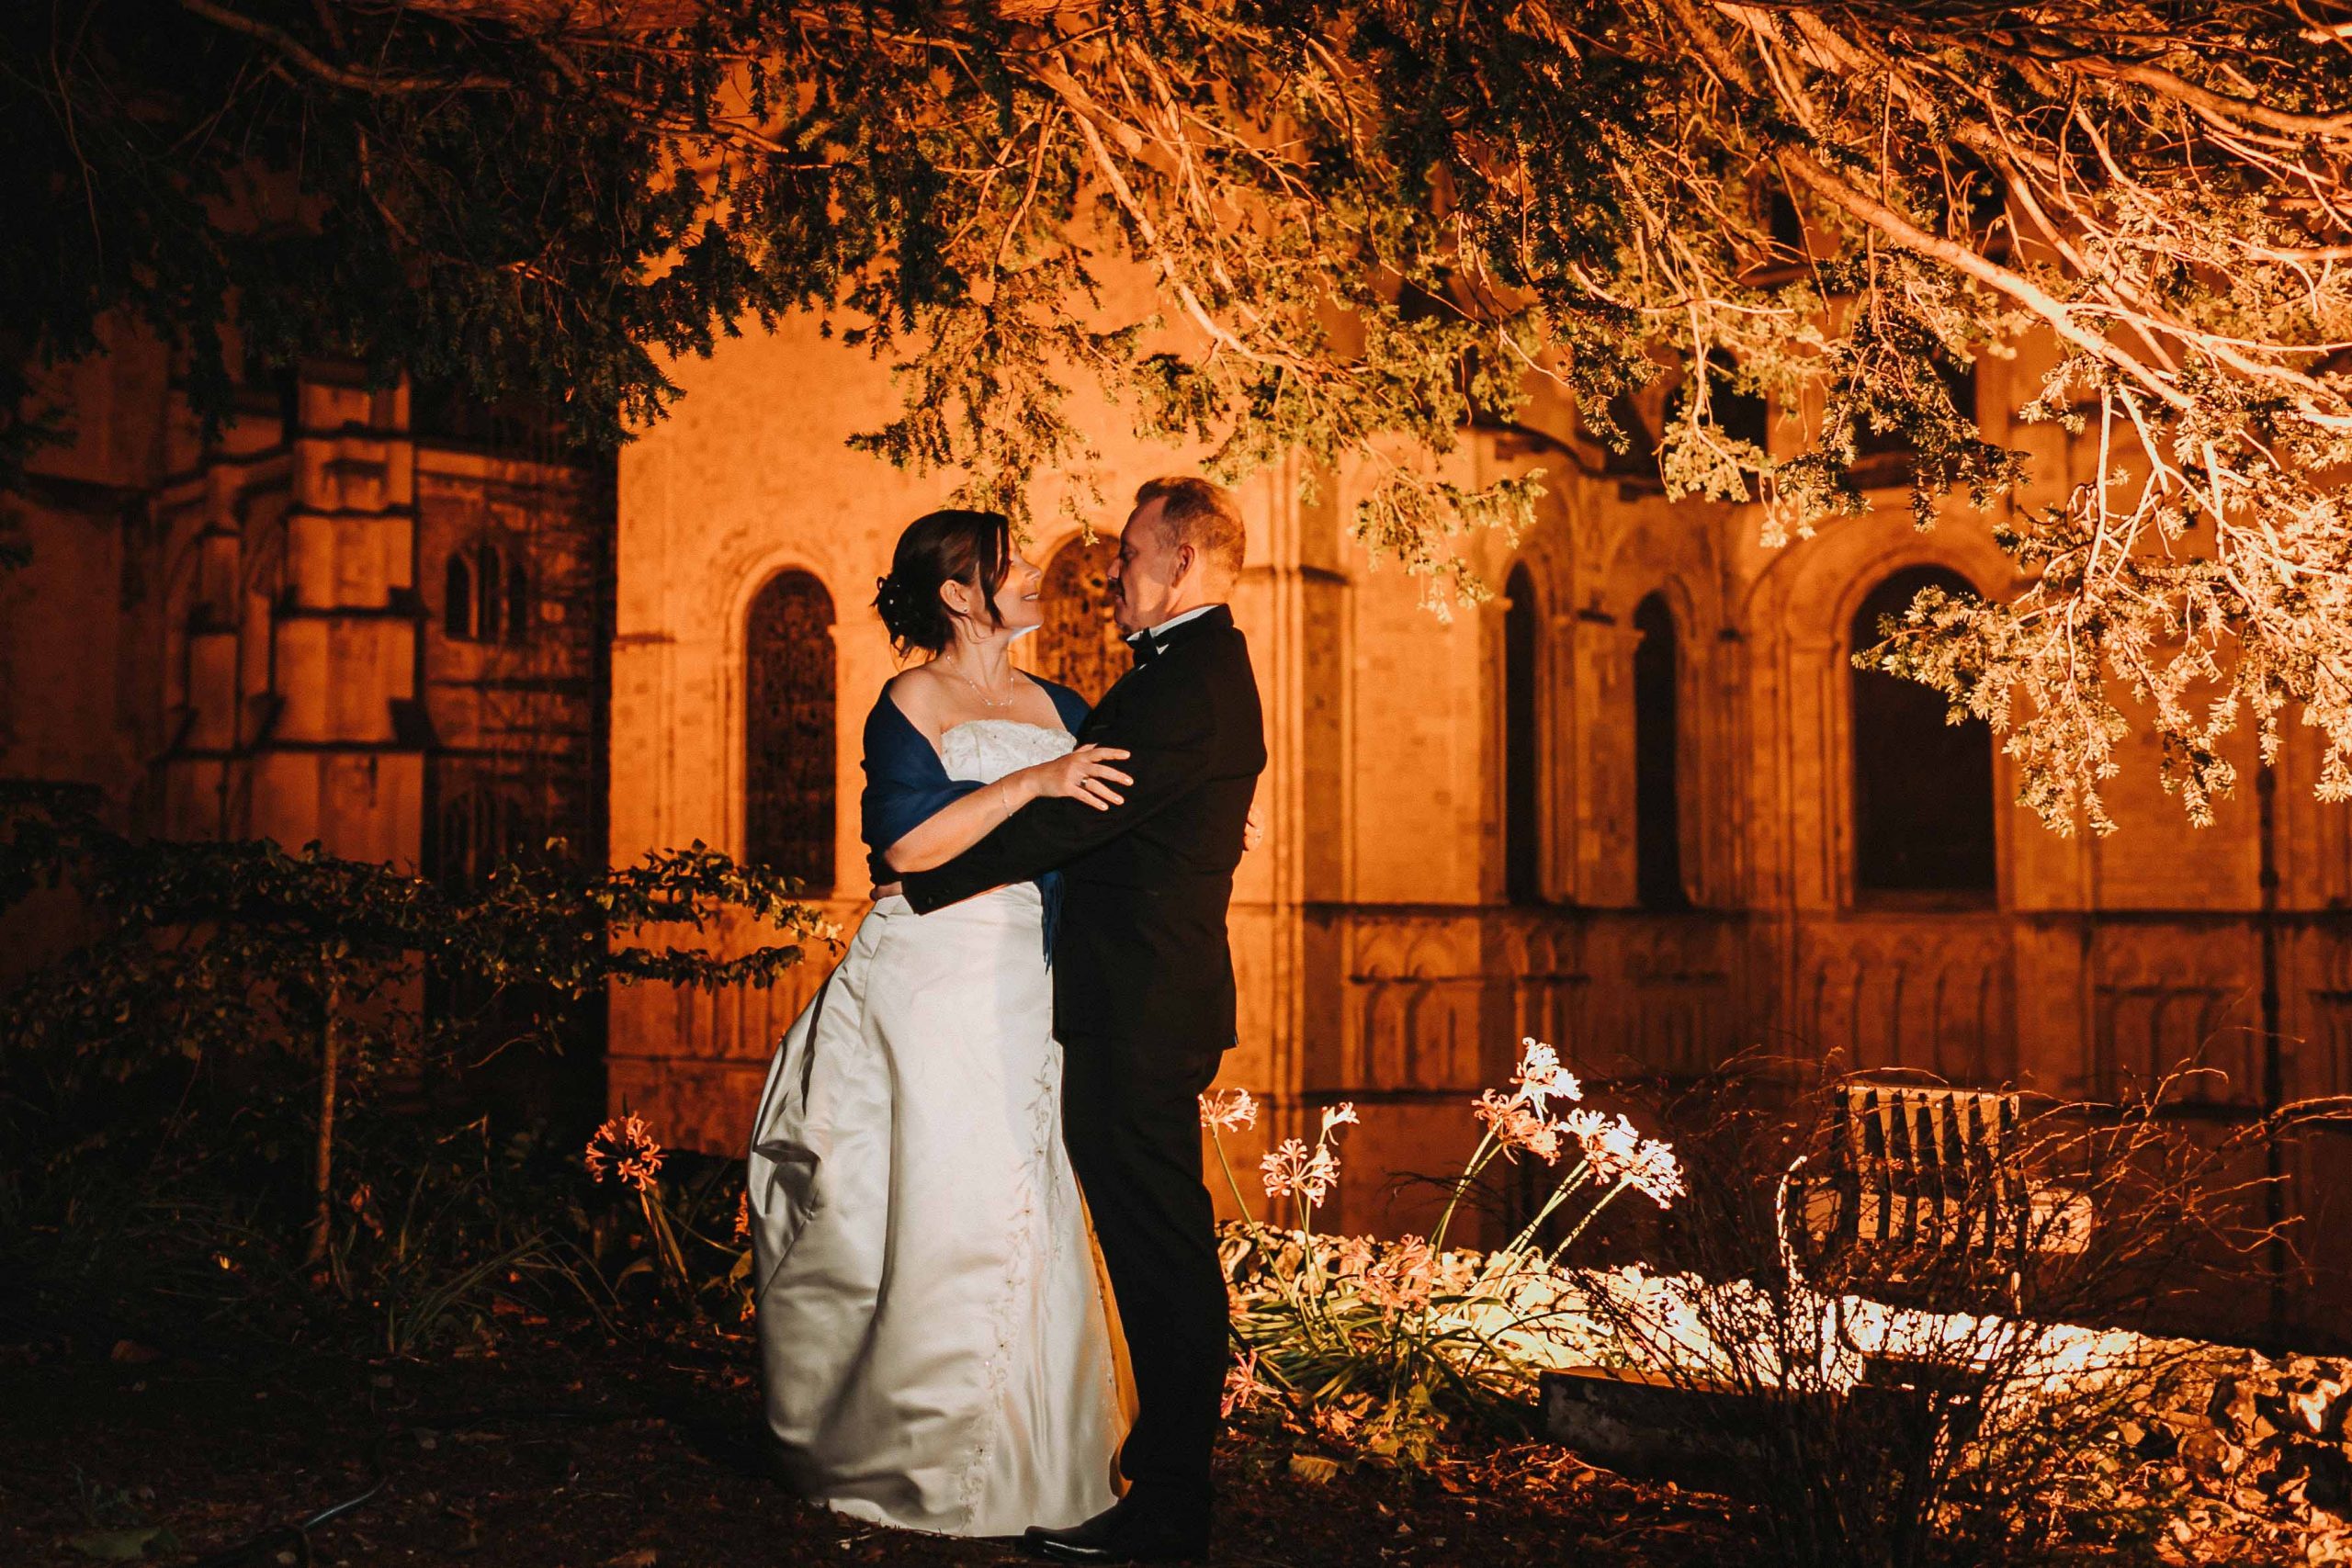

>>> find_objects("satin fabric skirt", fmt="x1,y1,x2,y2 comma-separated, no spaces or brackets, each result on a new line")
747,886,1126,1536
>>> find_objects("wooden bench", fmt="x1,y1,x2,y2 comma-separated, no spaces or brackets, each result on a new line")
1780,1077,2090,1312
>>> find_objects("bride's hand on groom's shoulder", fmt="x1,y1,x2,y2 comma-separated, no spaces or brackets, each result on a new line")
1023,745,1134,811
1245,799,1266,852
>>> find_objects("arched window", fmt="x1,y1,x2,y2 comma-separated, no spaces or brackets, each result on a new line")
444,540,528,646
434,786,522,891
745,570,837,888
1600,389,1660,479
1763,180,1805,254
1034,533,1130,704
1690,353,1770,456
446,553,475,639
476,545,504,643
1503,563,1544,906
1851,566,1996,897
505,556,530,641
1633,592,1687,910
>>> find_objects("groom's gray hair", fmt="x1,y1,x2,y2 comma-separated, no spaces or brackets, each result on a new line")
1135,476,1246,583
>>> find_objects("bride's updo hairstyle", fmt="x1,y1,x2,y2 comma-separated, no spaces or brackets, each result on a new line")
873,508,1013,656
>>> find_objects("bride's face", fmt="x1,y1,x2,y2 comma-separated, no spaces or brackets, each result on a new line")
983,551,1045,637
942,546,1045,643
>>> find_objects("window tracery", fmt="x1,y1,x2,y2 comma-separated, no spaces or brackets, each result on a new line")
1033,533,1129,704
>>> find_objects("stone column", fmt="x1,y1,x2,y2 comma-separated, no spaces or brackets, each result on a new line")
246,375,425,865
157,371,425,868
1222,454,1344,1205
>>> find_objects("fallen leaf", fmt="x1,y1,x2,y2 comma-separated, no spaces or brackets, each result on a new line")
605,1551,658,1567
1289,1452,1341,1484
68,1527,175,1562
108,1341,160,1365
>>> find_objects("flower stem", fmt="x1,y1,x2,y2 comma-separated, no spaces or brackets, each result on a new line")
640,1187,694,1304
1430,1129,1499,1255
1502,1159,1595,1257
1209,1125,1259,1230
1210,1125,1317,1333
1545,1178,1634,1265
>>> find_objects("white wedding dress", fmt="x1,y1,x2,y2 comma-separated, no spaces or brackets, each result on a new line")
746,719,1127,1536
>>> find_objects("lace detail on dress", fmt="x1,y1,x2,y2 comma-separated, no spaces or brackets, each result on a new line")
954,989,1068,1528
1037,1042,1071,1266
938,718,1075,786
915,718,1081,1529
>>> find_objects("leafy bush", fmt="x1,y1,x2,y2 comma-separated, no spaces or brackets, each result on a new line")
0,782,825,1351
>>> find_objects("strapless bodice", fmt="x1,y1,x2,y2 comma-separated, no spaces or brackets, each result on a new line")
938,719,1076,786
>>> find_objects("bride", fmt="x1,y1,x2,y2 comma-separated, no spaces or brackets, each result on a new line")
745,508,1143,1536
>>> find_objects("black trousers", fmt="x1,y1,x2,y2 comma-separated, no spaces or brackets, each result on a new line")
1060,1032,1227,1515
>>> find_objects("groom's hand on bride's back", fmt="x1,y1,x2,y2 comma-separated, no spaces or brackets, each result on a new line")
871,881,903,901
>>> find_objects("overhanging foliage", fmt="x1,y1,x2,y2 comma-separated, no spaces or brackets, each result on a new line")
10,2,2352,828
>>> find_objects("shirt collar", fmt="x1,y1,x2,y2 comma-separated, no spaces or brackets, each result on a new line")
1126,603,1222,654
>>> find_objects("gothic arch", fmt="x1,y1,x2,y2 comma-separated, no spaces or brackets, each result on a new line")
1848,562,1996,898
743,569,838,889
1032,530,1129,704
442,536,530,645
1502,559,1546,905
1632,591,1688,910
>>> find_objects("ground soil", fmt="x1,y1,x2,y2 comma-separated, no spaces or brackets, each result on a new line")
0,1327,1762,1568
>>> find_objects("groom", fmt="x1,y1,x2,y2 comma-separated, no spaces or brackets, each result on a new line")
892,476,1266,1562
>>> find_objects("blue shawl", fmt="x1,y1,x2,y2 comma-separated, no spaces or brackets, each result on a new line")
859,677,1091,956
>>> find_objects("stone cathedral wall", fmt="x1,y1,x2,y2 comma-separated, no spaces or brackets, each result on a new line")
604,314,2352,1332
3,306,2345,1333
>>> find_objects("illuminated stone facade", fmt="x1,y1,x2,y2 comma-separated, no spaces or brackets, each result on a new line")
5,314,2347,1325
595,318,2352,1307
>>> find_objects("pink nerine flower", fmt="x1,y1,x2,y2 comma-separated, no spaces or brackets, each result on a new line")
1621,1138,1687,1207
1512,1037,1582,1113
1199,1087,1261,1132
1327,1234,1376,1280
1320,1101,1361,1137
1565,1109,1685,1207
1474,1089,1564,1164
1356,1235,1440,1318
1221,1348,1273,1417
585,1112,664,1194
1261,1137,1341,1205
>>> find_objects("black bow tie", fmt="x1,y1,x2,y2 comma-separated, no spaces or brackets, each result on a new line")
1125,629,1160,667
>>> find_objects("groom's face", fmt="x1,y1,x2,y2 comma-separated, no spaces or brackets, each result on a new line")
1107,500,1189,635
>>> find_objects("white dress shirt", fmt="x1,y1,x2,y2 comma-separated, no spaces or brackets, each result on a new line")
1127,603,1223,658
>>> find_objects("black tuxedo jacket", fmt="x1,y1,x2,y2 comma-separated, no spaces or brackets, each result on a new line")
900,605,1267,1053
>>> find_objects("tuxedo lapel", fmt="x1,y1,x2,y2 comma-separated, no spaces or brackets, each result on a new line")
1081,605,1233,739
1078,674,1134,741
1080,651,1156,738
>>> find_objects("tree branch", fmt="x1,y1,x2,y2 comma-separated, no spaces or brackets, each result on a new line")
177,0,510,94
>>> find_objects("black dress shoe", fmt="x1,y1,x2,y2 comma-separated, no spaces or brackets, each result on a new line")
1022,1498,1210,1563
